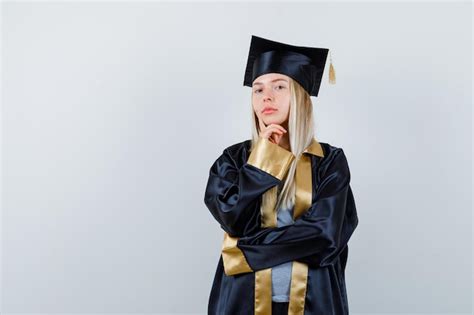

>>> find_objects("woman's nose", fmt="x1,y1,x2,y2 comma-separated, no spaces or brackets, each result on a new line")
262,90,274,101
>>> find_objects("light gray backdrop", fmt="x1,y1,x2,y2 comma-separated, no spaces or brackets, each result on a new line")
2,1,472,314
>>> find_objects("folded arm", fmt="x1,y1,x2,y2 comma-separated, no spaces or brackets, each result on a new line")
221,148,359,276
204,137,295,237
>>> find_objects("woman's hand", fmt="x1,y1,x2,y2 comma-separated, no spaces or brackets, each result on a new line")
258,119,287,145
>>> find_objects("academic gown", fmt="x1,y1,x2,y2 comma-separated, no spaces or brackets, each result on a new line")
203,136,359,315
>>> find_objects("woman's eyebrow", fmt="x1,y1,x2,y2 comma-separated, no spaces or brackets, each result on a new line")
253,78,288,86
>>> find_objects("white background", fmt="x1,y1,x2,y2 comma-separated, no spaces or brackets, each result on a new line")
1,1,472,314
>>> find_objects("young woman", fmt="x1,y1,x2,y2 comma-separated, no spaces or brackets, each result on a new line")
204,35,359,315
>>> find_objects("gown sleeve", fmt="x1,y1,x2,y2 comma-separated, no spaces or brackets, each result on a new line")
221,148,359,276
204,137,296,237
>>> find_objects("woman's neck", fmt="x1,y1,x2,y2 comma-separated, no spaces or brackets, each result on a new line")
279,134,291,151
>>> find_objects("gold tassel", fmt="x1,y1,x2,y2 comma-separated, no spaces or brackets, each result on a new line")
328,50,336,85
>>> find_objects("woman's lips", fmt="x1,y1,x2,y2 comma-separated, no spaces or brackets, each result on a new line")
262,109,277,114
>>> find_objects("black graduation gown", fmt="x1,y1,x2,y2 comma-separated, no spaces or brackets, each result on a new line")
203,137,359,315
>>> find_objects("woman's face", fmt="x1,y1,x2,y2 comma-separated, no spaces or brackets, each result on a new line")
252,73,291,128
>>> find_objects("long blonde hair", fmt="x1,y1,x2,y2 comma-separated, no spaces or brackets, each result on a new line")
249,77,317,216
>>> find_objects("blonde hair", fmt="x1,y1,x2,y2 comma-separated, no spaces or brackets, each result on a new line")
249,77,316,216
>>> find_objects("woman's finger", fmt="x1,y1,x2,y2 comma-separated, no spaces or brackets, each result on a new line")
270,133,277,143
267,124,287,134
274,133,282,144
274,124,287,133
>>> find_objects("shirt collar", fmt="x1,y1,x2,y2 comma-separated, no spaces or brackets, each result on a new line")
303,138,324,157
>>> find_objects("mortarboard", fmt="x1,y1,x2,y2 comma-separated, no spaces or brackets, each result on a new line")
243,35,336,97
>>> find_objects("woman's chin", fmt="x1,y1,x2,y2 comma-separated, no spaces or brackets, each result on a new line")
263,117,285,125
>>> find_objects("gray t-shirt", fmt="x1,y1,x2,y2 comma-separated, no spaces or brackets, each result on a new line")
271,206,295,302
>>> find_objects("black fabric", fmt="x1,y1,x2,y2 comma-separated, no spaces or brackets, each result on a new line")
243,35,329,97
272,301,289,315
205,139,359,314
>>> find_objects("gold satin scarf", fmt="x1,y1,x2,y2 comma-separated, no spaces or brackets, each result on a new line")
255,138,324,315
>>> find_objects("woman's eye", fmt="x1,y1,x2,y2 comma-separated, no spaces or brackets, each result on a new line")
277,85,285,89
254,89,262,93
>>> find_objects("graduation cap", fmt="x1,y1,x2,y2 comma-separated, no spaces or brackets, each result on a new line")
243,35,336,97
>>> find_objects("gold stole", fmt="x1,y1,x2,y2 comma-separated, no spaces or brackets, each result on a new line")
255,138,324,315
